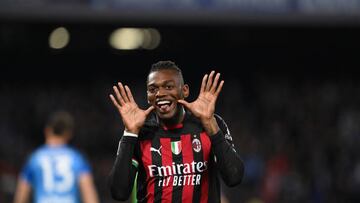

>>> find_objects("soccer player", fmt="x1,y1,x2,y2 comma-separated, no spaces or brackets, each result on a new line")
109,61,244,202
13,111,99,203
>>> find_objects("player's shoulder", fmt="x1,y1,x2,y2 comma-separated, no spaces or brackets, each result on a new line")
214,114,229,130
214,114,232,140
66,146,80,154
64,145,87,158
31,145,50,157
49,144,84,158
214,113,225,123
60,146,90,166
26,145,53,164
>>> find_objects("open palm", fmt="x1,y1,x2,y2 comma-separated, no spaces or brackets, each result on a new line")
178,71,224,123
110,82,154,134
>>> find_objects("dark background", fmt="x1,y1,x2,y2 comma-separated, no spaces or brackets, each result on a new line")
1,2,360,203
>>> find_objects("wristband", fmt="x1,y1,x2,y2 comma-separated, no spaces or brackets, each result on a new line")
116,131,138,155
123,130,138,138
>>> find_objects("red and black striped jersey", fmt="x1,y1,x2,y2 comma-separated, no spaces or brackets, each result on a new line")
109,111,244,203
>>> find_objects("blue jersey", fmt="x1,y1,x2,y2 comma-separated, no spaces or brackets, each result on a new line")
20,144,91,203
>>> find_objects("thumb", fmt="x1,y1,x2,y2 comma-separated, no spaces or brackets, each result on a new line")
144,105,155,115
177,99,190,108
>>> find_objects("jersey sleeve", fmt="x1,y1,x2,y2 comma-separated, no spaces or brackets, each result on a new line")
210,114,245,187
74,152,91,176
108,134,138,201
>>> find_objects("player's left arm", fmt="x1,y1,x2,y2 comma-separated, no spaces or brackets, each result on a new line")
76,153,99,203
79,173,100,203
178,70,244,186
210,114,245,187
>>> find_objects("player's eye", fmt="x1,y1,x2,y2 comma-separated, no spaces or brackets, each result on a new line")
147,87,158,94
165,85,173,90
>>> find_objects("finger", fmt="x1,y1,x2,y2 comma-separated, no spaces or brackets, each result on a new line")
125,85,135,103
215,80,224,97
118,82,130,103
144,106,155,115
109,94,121,109
113,85,125,106
210,73,220,93
200,74,208,93
205,70,215,91
177,99,190,109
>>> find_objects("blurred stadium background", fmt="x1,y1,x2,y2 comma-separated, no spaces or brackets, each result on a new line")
1,0,360,202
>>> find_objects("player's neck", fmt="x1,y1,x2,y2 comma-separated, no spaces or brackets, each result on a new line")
45,134,68,146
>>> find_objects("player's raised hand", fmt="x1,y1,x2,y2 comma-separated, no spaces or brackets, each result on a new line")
110,82,154,134
178,70,224,125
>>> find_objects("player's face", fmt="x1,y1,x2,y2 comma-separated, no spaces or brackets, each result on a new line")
147,69,189,120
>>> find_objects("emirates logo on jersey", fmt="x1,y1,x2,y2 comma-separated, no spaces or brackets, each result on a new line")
192,138,201,152
149,161,208,187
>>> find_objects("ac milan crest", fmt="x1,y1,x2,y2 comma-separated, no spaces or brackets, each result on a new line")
192,138,201,152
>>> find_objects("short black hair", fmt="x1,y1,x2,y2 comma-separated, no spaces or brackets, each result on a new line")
46,111,74,135
148,60,184,85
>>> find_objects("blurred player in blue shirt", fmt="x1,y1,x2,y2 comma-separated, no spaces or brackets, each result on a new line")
13,111,99,203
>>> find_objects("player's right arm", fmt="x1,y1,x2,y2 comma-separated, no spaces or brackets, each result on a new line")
109,133,139,201
13,178,31,203
14,157,34,203
109,82,154,135
108,82,153,200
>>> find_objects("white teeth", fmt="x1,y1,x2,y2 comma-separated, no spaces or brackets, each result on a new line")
157,100,171,105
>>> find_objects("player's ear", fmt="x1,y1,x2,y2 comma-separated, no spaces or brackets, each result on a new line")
182,84,189,98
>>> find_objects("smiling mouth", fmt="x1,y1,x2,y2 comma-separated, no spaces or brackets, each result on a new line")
156,100,173,113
